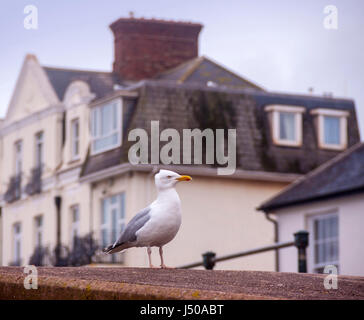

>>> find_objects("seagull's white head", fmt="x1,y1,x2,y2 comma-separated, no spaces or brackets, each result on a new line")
154,169,192,190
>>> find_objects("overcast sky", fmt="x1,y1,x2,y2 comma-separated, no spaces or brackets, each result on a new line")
1,0,363,138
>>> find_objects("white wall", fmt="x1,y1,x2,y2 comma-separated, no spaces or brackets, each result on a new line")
91,171,287,271
276,193,364,276
2,190,56,265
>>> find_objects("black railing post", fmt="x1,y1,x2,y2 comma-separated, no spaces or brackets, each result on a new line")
202,251,216,270
294,230,309,273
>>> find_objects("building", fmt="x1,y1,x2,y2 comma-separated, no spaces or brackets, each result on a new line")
259,142,364,276
0,17,360,270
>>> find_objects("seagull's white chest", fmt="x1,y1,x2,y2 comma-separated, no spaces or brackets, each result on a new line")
136,189,182,247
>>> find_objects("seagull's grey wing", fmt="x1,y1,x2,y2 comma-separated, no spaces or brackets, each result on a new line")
113,206,151,248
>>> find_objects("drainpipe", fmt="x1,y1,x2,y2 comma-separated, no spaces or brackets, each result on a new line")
264,212,279,272
54,196,62,266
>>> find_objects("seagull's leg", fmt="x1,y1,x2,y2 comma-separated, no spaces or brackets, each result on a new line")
159,246,174,269
147,247,157,268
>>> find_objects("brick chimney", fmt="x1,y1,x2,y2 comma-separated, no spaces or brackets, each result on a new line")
110,17,203,81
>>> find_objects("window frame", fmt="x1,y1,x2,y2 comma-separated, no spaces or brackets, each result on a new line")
311,108,349,150
14,140,23,176
34,215,43,248
13,222,22,265
70,118,80,160
265,105,305,147
100,193,126,249
70,205,80,248
308,211,339,274
35,131,44,169
90,98,122,155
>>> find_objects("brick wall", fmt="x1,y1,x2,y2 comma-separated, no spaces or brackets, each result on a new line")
110,18,203,80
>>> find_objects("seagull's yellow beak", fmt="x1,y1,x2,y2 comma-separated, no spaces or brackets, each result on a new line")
176,175,192,181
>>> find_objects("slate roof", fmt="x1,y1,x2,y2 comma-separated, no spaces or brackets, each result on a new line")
43,67,121,101
154,56,263,90
80,80,361,177
259,142,364,212
39,58,360,181
43,55,261,101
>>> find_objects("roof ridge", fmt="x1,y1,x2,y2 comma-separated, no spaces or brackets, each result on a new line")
42,65,112,75
178,56,205,83
260,89,355,103
200,55,264,90
154,57,201,78
259,142,364,210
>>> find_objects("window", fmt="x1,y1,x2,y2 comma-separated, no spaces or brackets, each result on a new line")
34,215,43,248
265,105,305,147
35,132,43,168
13,223,22,266
71,119,80,160
14,140,23,175
311,108,349,150
100,193,126,249
279,112,296,141
309,213,339,274
70,205,80,247
91,99,122,154
14,140,23,199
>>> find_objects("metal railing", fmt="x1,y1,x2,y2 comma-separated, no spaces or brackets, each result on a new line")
25,166,42,195
4,174,22,203
179,230,309,273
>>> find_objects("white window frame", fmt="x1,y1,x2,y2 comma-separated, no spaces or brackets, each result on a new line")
70,205,80,247
13,222,22,265
35,131,44,168
14,140,23,176
34,215,43,248
308,211,339,274
311,108,349,150
265,105,305,147
100,193,126,248
71,118,80,160
90,98,122,155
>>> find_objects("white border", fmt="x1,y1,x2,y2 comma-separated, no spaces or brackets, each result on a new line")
265,105,305,147
310,108,349,151
90,98,123,156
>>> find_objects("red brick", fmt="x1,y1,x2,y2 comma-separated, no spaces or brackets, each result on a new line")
110,18,203,81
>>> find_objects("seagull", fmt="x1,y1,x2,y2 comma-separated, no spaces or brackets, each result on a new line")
103,169,192,268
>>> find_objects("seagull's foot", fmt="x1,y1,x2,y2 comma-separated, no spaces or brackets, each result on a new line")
160,264,174,269
149,264,159,269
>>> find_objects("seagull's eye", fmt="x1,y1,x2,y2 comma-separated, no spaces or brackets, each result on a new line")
167,175,172,178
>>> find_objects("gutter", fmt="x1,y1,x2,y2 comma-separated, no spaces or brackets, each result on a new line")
259,186,364,214
79,163,301,184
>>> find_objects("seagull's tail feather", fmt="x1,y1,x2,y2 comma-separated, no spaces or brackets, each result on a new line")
102,242,128,254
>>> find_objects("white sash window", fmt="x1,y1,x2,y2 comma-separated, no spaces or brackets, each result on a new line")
71,119,80,160
34,215,43,248
265,105,305,147
311,108,349,150
91,99,122,154
100,193,126,248
13,223,22,265
309,212,339,273
70,205,80,247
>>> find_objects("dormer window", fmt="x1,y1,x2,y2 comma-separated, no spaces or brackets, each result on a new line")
265,105,305,147
311,108,349,150
91,98,122,155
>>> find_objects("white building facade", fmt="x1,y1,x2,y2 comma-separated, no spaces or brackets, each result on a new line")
0,17,360,271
